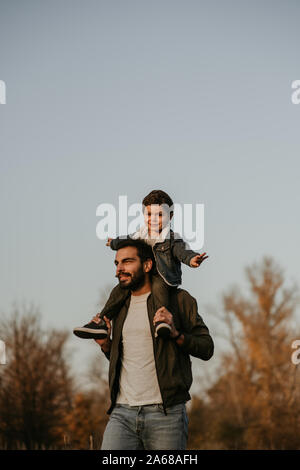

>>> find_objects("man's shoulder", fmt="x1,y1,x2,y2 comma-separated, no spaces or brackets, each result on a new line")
174,288,197,307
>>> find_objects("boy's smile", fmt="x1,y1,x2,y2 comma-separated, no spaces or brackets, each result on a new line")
144,204,173,237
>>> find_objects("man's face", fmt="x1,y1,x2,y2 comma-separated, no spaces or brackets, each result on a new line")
143,204,173,236
114,246,150,291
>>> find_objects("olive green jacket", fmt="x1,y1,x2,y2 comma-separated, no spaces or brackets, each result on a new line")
101,287,214,415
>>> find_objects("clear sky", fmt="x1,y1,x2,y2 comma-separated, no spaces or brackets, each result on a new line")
1,0,300,387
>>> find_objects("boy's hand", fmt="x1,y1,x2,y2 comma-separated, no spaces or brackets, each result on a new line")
190,253,208,267
106,238,113,247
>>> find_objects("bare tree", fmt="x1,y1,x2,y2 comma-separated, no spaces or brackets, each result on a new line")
188,257,300,449
0,304,73,449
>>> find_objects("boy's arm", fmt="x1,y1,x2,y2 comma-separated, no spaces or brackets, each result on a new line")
110,229,141,251
171,236,199,266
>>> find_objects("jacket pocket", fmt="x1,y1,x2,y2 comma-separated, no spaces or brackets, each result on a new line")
156,244,171,257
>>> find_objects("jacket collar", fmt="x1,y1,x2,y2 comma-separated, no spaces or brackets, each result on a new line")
140,224,171,244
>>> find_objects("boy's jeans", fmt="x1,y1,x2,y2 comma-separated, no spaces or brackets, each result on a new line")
101,402,188,450
99,273,176,321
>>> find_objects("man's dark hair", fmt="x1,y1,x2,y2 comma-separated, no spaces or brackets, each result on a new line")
116,238,155,270
142,189,173,208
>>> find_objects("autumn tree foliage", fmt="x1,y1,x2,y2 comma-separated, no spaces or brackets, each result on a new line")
63,355,110,449
1,259,299,450
0,306,73,449
63,389,110,449
0,304,111,450
188,257,300,449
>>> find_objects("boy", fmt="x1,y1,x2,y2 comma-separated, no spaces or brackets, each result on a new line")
73,189,208,339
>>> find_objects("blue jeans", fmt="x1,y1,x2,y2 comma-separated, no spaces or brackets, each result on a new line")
101,403,189,450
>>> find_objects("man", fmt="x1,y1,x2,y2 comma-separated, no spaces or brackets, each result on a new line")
94,239,214,450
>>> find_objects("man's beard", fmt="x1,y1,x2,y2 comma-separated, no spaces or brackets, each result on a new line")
117,265,146,291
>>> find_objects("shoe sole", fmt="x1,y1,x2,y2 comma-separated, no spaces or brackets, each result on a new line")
73,327,108,340
155,323,172,339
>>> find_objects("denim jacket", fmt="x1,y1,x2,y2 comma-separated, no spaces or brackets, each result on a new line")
110,227,199,287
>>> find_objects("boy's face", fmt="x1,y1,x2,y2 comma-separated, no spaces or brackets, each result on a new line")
144,204,173,236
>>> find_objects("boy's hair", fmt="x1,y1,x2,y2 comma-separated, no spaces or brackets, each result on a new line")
142,190,173,208
115,238,155,269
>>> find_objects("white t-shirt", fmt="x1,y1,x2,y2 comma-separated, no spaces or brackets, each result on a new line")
116,291,163,406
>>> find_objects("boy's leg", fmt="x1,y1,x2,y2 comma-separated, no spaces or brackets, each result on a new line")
151,274,170,310
73,284,130,339
151,274,174,338
98,284,131,321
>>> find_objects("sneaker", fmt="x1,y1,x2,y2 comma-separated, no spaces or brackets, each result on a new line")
154,321,172,339
73,318,109,340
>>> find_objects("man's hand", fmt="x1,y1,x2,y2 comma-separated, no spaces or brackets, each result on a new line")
106,238,113,247
190,252,208,267
153,306,180,339
93,315,112,352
